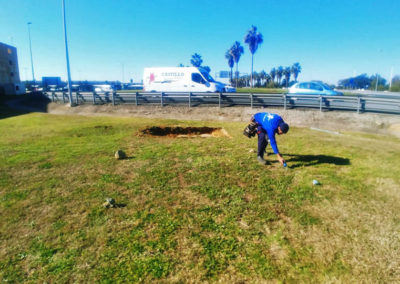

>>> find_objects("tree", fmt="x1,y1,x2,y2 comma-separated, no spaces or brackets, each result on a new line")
253,71,260,87
270,68,276,84
244,26,263,88
370,74,387,91
290,62,301,82
338,74,369,89
259,70,267,86
190,53,203,67
390,75,400,92
202,66,211,73
283,67,291,87
229,41,244,88
225,50,234,84
265,73,272,86
276,66,283,85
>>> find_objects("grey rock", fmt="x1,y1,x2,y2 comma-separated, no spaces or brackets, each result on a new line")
115,150,126,160
103,198,116,208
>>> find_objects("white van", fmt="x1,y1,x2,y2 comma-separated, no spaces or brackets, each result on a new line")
143,67,235,93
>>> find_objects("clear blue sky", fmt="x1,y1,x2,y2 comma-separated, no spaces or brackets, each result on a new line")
1,0,399,84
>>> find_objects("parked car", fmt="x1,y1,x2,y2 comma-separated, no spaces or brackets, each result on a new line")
289,81,343,96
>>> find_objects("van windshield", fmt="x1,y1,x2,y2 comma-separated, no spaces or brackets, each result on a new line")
200,71,215,83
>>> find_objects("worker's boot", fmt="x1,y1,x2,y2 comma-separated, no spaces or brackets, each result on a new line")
257,156,267,165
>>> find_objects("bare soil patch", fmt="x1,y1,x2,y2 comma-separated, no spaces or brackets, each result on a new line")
139,126,230,138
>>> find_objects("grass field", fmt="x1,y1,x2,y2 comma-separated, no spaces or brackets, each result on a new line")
0,108,399,282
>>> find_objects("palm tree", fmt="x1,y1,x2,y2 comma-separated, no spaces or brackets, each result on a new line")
190,53,203,67
270,68,276,84
244,26,263,88
283,67,291,87
291,62,302,82
265,73,272,86
225,50,234,84
259,70,266,86
276,66,283,86
253,71,259,87
229,41,244,88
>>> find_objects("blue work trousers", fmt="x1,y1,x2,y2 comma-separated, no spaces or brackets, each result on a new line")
257,126,268,158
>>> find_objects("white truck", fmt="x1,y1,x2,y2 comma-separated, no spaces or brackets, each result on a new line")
143,67,235,93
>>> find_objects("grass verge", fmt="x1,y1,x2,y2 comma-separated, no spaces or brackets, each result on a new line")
0,110,399,282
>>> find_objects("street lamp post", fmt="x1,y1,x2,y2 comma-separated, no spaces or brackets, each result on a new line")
27,22,35,83
62,0,74,106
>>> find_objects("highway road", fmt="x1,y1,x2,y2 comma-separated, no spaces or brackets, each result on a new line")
45,91,400,115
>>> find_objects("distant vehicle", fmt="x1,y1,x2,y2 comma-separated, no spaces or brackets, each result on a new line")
289,81,343,96
143,67,236,93
94,84,113,92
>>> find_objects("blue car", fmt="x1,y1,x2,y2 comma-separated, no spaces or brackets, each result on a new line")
289,81,343,96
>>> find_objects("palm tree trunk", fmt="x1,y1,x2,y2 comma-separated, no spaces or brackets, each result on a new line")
236,64,239,88
230,67,233,84
251,54,254,88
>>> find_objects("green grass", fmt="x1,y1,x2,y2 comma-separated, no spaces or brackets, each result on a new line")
0,109,399,282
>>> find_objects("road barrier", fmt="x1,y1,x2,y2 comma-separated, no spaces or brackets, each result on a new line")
44,91,400,114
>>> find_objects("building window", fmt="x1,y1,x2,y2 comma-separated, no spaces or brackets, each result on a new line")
9,60,13,65
16,85,20,91
7,48,12,54
10,72,14,77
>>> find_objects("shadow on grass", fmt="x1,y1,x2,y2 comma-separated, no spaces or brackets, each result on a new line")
0,93,51,120
283,153,350,168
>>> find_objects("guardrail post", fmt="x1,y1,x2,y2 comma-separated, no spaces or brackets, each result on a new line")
283,94,287,110
135,92,138,106
161,92,164,107
92,91,96,105
218,92,222,108
112,91,115,106
250,93,253,108
357,96,361,114
319,95,322,112
62,92,66,103
76,91,79,105
51,92,55,102
189,92,192,108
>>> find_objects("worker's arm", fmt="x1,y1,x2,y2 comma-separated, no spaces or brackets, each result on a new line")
276,153,286,165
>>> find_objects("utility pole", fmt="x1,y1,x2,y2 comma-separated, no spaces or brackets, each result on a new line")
62,0,74,106
27,22,35,83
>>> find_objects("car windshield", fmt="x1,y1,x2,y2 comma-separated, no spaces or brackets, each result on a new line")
200,71,215,82
320,83,333,90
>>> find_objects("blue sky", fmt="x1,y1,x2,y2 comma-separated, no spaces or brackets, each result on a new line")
1,0,399,84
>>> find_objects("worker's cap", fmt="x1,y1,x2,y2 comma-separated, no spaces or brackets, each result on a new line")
278,121,289,133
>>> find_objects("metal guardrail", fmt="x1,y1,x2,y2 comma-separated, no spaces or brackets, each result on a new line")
43,91,400,114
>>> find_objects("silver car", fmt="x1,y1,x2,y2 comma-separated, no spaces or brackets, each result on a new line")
289,81,343,96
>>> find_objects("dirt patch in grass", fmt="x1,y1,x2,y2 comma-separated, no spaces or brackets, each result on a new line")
139,126,231,138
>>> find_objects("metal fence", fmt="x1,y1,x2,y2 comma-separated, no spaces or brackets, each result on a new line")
43,91,400,114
